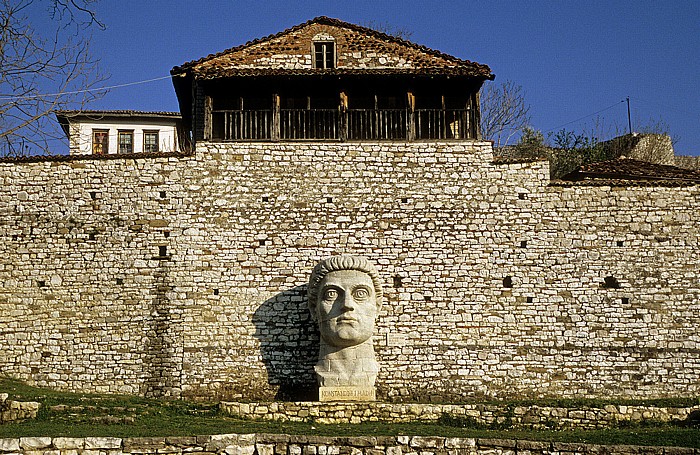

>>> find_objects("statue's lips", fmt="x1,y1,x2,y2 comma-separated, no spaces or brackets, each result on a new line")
335,316,358,324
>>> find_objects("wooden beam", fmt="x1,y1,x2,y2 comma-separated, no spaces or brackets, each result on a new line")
272,93,280,141
204,95,213,141
407,91,416,141
340,91,348,142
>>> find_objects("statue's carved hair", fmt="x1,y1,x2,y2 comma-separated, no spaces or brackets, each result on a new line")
307,255,383,319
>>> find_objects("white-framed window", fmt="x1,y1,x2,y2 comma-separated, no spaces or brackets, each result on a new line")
144,130,159,153
118,130,133,154
92,129,109,155
313,41,335,69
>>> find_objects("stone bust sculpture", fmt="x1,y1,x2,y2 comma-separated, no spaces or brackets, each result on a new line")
308,255,382,394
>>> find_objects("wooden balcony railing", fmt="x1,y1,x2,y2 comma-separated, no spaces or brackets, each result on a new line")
348,109,407,140
211,108,476,141
280,109,339,140
215,109,273,140
415,109,473,140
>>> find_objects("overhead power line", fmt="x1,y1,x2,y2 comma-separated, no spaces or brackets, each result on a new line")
0,75,173,101
544,100,626,133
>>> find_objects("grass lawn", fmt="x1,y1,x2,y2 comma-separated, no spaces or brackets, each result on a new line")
1,378,698,448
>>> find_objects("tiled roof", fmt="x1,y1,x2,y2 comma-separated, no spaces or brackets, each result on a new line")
171,16,493,79
551,179,699,188
55,110,181,119
558,157,700,186
177,67,487,78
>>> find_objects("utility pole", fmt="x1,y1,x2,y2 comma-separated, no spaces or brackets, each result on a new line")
626,97,632,135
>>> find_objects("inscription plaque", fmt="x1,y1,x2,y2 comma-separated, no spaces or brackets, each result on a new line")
319,386,377,402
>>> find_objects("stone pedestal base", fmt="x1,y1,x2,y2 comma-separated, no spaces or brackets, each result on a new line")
318,386,376,402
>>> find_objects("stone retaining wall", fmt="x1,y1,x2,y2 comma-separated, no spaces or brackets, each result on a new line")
1,141,699,401
220,402,700,429
0,394,40,424
0,434,696,455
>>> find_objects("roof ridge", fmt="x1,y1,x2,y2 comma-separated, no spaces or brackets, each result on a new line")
171,16,492,75
311,16,488,69
55,109,181,117
171,17,318,74
581,157,700,174
568,156,700,183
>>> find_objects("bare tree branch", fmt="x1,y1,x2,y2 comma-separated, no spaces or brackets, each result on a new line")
479,80,531,147
50,0,104,30
361,20,414,40
0,0,107,156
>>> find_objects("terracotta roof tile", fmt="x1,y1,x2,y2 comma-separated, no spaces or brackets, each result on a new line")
171,16,493,80
550,179,698,187
55,110,181,119
181,67,487,78
556,157,700,186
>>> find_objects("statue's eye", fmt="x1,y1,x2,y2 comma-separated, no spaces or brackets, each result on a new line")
323,289,338,300
353,288,370,300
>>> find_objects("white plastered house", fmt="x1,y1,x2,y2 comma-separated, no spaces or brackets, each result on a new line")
55,110,184,155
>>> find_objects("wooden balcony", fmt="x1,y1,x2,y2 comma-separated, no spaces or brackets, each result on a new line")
211,108,477,141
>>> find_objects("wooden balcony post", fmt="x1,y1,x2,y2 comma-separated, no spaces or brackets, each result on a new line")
473,91,480,140
407,92,416,141
272,94,280,141
441,95,447,139
203,95,213,140
340,91,348,142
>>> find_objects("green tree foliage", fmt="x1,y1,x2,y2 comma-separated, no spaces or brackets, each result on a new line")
507,119,677,179
511,127,546,159
546,129,610,179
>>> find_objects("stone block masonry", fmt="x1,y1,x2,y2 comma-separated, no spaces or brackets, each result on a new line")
220,401,700,429
0,394,40,424
0,141,699,400
0,434,697,455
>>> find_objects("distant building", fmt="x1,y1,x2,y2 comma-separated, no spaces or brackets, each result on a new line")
675,154,700,170
598,133,675,165
55,110,184,155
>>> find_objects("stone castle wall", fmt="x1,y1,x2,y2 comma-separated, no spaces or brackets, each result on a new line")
3,434,696,455
675,155,700,170
0,141,698,400
0,394,39,424
220,401,700,429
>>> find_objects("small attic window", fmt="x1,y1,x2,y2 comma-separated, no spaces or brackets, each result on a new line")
313,39,335,69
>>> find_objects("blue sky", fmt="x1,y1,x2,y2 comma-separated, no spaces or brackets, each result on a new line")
68,1,700,154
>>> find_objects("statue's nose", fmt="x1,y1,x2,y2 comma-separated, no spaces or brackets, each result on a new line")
340,292,355,311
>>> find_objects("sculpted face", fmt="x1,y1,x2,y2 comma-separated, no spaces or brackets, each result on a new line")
316,269,378,348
